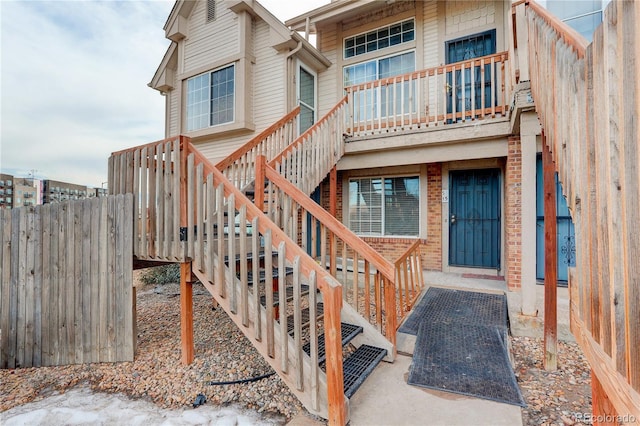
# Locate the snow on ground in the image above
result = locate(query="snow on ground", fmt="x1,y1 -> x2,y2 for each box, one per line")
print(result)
1,386 -> 283,426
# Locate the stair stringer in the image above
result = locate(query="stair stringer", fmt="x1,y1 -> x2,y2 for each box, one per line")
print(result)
339,303 -> 395,363
191,255 -> 350,421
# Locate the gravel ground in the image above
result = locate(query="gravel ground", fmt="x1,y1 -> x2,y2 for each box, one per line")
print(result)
0,277 -> 302,423
513,336 -> 592,426
1,274 -> 593,426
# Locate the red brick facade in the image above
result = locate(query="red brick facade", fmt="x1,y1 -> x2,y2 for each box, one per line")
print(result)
320,165 -> 443,270
424,163 -> 442,270
505,136 -> 522,290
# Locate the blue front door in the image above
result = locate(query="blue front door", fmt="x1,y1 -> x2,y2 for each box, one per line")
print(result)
449,169 -> 501,268
536,157 -> 576,283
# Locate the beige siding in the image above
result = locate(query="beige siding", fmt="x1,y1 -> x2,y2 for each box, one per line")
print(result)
253,20 -> 286,128
189,20 -> 288,164
184,2 -> 239,71
317,27 -> 339,116
168,89 -> 179,137
422,1 -> 439,69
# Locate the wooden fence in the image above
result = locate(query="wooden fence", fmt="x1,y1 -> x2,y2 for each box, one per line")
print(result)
521,0 -> 640,418
0,194 -> 135,368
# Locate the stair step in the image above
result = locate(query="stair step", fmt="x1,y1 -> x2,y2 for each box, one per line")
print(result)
224,251 -> 266,265
287,302 -> 324,335
236,267 -> 293,285
260,284 -> 310,307
303,322 -> 363,364
342,344 -> 387,398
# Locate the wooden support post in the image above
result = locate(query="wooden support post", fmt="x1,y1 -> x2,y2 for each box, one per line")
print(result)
180,262 -> 194,365
323,281 -> 346,426
543,136 -> 558,371
179,136 -> 189,262
255,155 -> 266,211
329,167 -> 337,275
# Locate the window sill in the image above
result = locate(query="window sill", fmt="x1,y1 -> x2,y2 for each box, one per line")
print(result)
186,120 -> 256,141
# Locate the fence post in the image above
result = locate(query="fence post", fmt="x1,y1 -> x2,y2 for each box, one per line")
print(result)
180,261 -> 194,365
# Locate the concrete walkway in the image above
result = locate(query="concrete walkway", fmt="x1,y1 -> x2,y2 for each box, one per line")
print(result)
291,271 -> 572,426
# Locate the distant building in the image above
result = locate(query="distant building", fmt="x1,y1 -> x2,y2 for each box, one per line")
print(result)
546,0 -> 608,41
11,177 -> 38,208
0,173 -> 15,209
42,180 -> 89,204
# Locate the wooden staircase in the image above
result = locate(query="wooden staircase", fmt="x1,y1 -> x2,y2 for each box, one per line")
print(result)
108,98 -> 425,424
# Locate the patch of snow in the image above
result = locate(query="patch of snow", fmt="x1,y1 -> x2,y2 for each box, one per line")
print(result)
1,387 -> 282,426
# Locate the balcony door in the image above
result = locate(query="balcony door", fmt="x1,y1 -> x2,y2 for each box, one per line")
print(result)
445,30 -> 496,119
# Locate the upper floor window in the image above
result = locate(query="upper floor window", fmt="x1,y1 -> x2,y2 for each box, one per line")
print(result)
343,50 -> 415,87
186,64 -> 235,132
344,19 -> 415,59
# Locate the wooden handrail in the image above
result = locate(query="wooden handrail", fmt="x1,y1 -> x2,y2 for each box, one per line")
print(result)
110,135 -> 182,156
263,164 -> 395,281
269,96 -> 348,168
393,239 -> 423,268
344,51 -> 509,93
216,106 -> 300,171
528,0 -> 587,58
185,143 -> 348,289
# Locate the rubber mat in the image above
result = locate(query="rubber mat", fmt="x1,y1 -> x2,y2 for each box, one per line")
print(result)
408,320 -> 525,406
398,287 -> 507,338
403,287 -> 524,406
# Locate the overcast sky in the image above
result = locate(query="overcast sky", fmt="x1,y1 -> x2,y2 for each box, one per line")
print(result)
0,0 -> 327,188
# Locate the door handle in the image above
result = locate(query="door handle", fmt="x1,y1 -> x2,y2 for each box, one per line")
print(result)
450,214 -> 456,224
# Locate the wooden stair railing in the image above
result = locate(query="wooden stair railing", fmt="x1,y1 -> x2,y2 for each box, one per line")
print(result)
269,97 -> 347,195
255,156 -> 397,353
109,137 -> 349,424
394,240 -> 425,326
215,107 -> 300,190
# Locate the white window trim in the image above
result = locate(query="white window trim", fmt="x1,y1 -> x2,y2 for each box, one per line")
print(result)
343,18 -> 416,60
297,61 -> 318,135
348,174 -> 421,238
185,63 -> 236,132
343,48 -> 416,87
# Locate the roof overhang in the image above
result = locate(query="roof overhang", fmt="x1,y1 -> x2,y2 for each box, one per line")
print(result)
149,42 -> 177,92
164,0 -> 196,42
285,0 -> 384,33
228,0 -> 331,70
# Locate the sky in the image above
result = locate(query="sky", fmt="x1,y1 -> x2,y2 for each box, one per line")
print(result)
0,0 -> 328,188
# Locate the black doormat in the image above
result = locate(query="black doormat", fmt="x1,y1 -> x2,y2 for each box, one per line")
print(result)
398,287 -> 507,337
404,287 -> 525,407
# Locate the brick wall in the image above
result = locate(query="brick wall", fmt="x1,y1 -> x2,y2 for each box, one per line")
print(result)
425,163 -> 442,270
505,136 -> 522,290
320,166 -> 443,270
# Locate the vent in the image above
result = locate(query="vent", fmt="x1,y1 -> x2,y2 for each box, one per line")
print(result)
206,0 -> 216,22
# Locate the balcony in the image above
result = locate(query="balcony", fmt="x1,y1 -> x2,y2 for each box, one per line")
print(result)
344,52 -> 510,139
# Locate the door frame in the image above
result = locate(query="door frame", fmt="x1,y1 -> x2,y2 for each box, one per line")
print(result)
296,60 -> 318,135
441,159 -> 505,276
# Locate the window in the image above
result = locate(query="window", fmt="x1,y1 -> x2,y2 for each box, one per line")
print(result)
207,0 -> 216,22
344,51 -> 416,122
349,176 -> 420,237
186,64 -> 235,132
298,65 -> 316,133
344,19 -> 415,59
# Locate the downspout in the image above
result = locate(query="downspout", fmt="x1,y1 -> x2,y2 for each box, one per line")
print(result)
285,40 -> 304,112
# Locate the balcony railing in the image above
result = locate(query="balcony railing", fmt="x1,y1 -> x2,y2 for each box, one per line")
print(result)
345,52 -> 509,138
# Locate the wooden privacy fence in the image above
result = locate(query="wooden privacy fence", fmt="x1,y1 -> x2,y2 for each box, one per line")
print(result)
0,195 -> 135,368
522,0 -> 640,418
